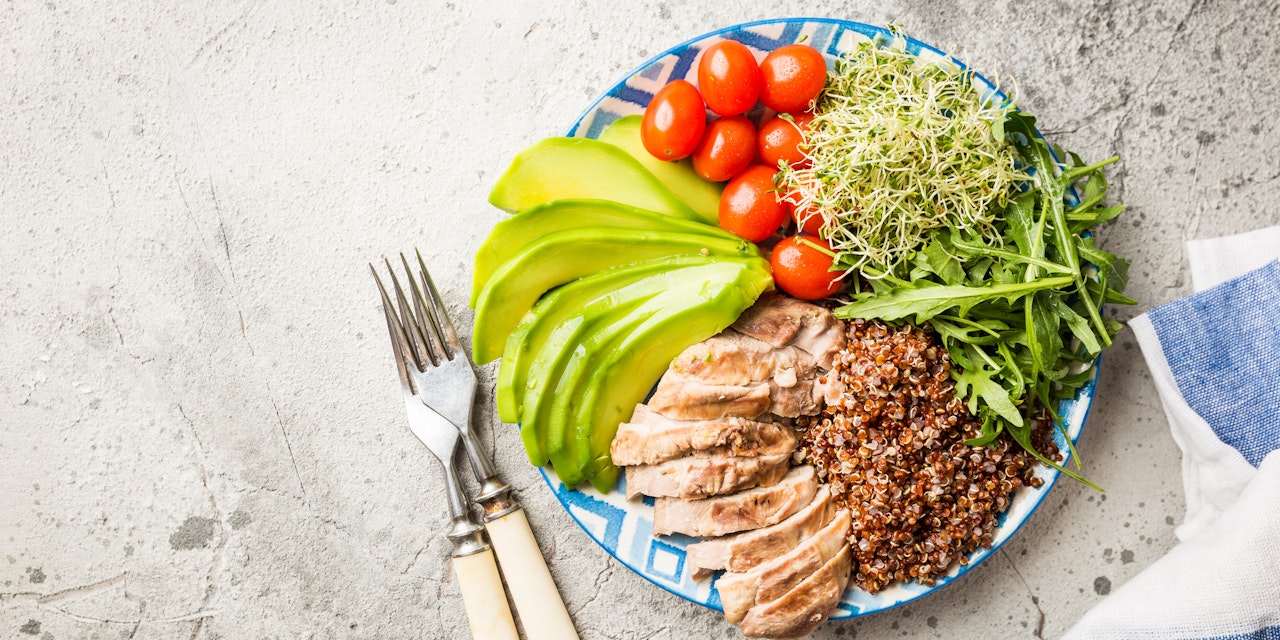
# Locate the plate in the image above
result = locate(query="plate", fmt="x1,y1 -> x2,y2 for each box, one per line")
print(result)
535,18 -> 1096,620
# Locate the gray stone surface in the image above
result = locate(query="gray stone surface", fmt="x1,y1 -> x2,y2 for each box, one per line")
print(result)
2,1 -> 1277,638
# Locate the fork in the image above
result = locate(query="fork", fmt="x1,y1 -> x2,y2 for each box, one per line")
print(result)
391,250 -> 580,640
373,263 -> 518,640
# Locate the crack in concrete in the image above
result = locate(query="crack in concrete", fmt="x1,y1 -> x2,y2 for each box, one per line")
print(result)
172,166 -> 228,286
174,402 -> 230,639
186,0 -> 262,68
0,572 -> 126,605
267,389 -> 309,503
571,562 -> 615,617
1000,549 -> 1045,640
400,546 -> 429,575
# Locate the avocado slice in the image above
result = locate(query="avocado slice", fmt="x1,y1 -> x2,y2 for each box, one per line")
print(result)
599,115 -> 724,223
496,255 -> 719,426
471,227 -> 757,363
488,137 -> 702,222
472,199 -> 733,306
541,259 -> 768,487
575,259 -> 774,492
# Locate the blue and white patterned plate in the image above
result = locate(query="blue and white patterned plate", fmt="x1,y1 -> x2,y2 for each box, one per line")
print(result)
537,18 -> 1096,620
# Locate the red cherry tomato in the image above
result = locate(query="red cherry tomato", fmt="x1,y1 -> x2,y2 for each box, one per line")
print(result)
759,45 -> 827,113
691,116 -> 757,182
758,112 -> 814,169
770,235 -> 843,300
641,80 -> 707,161
697,40 -> 764,117
719,165 -> 789,242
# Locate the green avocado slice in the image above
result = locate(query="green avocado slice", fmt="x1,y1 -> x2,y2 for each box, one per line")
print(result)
471,199 -> 733,307
497,255 -> 720,426
599,115 -> 724,224
471,227 -> 757,363
576,259 -> 774,492
541,259 -> 769,487
488,137 -> 701,221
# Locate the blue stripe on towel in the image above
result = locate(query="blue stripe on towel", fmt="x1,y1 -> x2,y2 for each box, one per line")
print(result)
1202,624 -> 1280,640
1146,260 -> 1280,467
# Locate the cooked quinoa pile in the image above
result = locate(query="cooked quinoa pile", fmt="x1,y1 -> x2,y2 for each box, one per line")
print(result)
796,319 -> 1059,593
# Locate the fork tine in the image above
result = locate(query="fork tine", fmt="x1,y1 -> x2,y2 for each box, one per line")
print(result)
416,248 -> 464,356
370,264 -> 415,390
385,257 -> 439,369
400,252 -> 450,362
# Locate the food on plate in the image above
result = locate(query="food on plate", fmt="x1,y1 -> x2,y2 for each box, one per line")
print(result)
736,545 -> 853,639
718,511 -> 851,624
758,44 -> 828,113
488,136 -> 705,222
685,486 -> 836,580
769,235 -> 843,300
599,116 -> 723,221
718,164 -> 791,242
473,198 -> 737,305
691,115 -> 757,182
653,465 -> 818,537
471,227 -> 758,363
610,405 -> 798,467
730,294 -> 846,370
640,79 -> 707,161
795,319 -> 1056,592
623,449 -> 792,500
757,112 -> 813,169
697,40 -> 764,116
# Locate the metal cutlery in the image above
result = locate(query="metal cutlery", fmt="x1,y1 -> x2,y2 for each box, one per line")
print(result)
376,250 -> 579,640
373,262 -> 518,640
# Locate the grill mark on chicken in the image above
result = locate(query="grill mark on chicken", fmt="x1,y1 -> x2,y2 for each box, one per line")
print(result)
652,466 -> 817,537
686,486 -> 836,580
624,451 -> 792,500
610,404 -> 798,467
737,544 -> 853,639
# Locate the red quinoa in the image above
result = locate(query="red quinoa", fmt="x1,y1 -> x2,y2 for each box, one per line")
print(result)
796,319 -> 1059,593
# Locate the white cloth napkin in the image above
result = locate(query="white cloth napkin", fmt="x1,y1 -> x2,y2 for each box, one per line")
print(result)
1064,225 -> 1280,640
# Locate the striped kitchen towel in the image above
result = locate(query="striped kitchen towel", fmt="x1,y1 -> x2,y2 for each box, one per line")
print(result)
1065,226 -> 1280,640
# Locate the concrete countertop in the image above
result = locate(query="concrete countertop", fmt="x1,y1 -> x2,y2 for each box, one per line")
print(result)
3,1 -> 1277,638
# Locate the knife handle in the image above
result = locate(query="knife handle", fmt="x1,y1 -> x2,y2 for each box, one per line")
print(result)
486,508 -> 580,640
453,548 -> 519,640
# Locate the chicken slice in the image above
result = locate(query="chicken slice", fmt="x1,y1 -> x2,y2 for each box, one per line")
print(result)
646,379 -> 771,421
624,451 -> 792,500
610,404 -> 798,467
666,331 -> 817,386
732,294 -> 847,370
686,486 -> 836,580
653,466 -> 817,538
738,544 -> 853,639
718,510 -> 851,624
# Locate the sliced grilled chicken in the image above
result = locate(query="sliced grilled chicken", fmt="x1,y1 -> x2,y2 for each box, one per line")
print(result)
624,451 -> 791,500
732,294 -> 847,370
717,510 -> 850,624
653,466 -> 817,538
646,379 -> 771,421
738,544 -> 853,639
686,486 -> 836,580
666,331 -> 817,386
610,404 -> 798,467
648,376 -> 822,421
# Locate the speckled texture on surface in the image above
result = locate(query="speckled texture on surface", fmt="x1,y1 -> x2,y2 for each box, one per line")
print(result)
2,1 -> 1277,639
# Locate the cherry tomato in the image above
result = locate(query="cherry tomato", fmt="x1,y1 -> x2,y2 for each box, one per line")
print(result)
758,112 -> 814,169
789,199 -> 824,236
759,45 -> 827,113
641,80 -> 707,161
691,116 -> 757,182
770,235 -> 843,300
719,165 -> 789,242
697,40 -> 764,117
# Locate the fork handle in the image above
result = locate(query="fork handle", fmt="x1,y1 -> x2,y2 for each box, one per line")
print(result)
485,508 -> 580,640
453,548 -> 519,640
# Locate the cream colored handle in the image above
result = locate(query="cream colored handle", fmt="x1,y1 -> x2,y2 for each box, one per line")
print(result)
486,509 -> 580,640
453,548 -> 519,640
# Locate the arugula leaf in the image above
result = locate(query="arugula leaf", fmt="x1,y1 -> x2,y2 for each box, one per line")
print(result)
835,276 -> 1074,322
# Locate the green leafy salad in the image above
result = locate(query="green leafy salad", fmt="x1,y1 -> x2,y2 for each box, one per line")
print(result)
781,37 -> 1134,487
